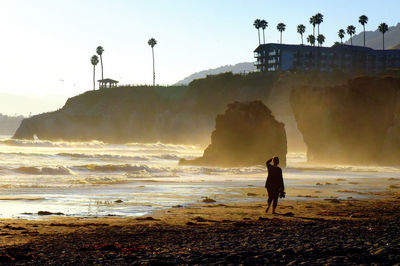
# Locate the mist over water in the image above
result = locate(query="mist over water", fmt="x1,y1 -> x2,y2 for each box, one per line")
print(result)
0,135 -> 399,219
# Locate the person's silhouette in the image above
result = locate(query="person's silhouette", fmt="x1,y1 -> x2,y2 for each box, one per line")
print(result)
265,157 -> 285,214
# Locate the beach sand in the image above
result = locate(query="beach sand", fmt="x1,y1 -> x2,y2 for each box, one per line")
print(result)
0,186 -> 399,264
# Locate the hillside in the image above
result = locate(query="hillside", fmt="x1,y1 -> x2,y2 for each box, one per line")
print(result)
391,44 -> 400,49
345,22 -> 400,50
175,62 -> 256,85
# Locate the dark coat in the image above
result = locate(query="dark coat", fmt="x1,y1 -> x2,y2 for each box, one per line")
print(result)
265,160 -> 284,191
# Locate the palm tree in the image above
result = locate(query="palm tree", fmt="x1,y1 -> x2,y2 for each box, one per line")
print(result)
260,20 -> 268,44
297,24 -> 306,45
90,55 -> 99,91
148,38 -> 157,86
309,16 -> 316,37
315,13 -> 324,36
96,46 -> 104,80
253,19 -> 261,45
378,23 -> 389,50
277,23 -> 286,44
307,34 -> 315,46
358,15 -> 368,47
338,29 -> 345,44
347,25 -> 356,45
317,34 -> 325,47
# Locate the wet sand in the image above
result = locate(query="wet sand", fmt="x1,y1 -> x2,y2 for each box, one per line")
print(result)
0,187 -> 399,264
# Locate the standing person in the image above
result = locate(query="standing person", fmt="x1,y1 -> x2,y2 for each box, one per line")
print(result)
265,157 -> 285,214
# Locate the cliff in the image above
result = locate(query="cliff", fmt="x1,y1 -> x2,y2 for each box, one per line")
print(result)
13,71 -> 354,148
290,76 -> 400,165
180,101 -> 287,167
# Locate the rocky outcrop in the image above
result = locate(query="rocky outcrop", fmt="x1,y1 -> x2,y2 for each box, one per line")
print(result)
290,76 -> 400,165
180,101 -> 287,167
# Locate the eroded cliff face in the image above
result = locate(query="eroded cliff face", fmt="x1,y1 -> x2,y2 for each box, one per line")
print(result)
290,76 -> 400,165
180,101 -> 287,167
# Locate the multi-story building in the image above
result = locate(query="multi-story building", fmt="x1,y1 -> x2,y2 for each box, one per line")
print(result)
254,43 -> 400,72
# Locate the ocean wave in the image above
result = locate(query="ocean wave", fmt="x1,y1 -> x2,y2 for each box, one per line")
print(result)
152,154 -> 181,160
286,165 -> 400,173
1,139 -> 104,148
125,142 -> 200,150
57,153 -> 149,161
15,166 -> 73,175
73,164 -> 167,174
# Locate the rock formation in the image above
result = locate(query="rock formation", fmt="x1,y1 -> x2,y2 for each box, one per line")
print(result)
290,76 -> 400,165
180,101 -> 287,167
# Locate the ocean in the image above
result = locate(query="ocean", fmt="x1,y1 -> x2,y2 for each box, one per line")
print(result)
0,135 -> 399,219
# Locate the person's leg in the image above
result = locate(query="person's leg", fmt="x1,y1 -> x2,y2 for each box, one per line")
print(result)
266,188 -> 272,213
272,193 -> 279,214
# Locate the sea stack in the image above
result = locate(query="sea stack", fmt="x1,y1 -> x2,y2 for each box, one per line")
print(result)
180,101 -> 287,167
290,76 -> 400,165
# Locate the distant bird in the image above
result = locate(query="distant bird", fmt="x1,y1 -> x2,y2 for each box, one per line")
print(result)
358,15 -> 368,47
91,55 -> 99,91
346,25 -> 356,45
314,13 -> 324,36
148,38 -> 157,86
307,34 -> 315,46
297,24 -> 306,45
260,20 -> 268,44
309,16 -> 316,37
277,23 -> 286,44
338,29 -> 346,44
378,22 -> 389,50
317,34 -> 325,47
96,46 -> 104,80
253,19 -> 262,45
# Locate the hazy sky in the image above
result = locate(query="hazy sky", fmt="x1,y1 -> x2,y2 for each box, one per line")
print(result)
0,0 -> 399,99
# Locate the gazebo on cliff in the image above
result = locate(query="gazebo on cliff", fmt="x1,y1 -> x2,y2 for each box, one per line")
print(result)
98,78 -> 119,89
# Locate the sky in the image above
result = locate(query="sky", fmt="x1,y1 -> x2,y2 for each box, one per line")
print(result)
0,0 -> 399,114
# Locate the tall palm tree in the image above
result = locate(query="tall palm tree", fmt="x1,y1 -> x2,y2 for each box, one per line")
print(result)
307,34 -> 315,46
358,15 -> 368,47
297,24 -> 306,45
277,23 -> 286,44
253,19 -> 262,45
96,46 -> 104,80
338,29 -> 345,44
378,23 -> 389,50
317,34 -> 325,47
347,25 -> 356,45
309,16 -> 316,37
315,13 -> 324,36
90,55 -> 99,91
260,20 -> 268,44
148,38 -> 157,86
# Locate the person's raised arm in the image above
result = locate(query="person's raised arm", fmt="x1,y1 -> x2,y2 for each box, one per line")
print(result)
266,158 -> 273,167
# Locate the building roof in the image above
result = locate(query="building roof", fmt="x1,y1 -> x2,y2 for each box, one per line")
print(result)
97,78 -> 119,83
254,43 -> 375,53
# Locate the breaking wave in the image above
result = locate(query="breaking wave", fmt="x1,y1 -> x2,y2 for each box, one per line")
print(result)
57,153 -> 150,161
15,166 -> 73,175
73,164 -> 168,174
1,139 -> 104,148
